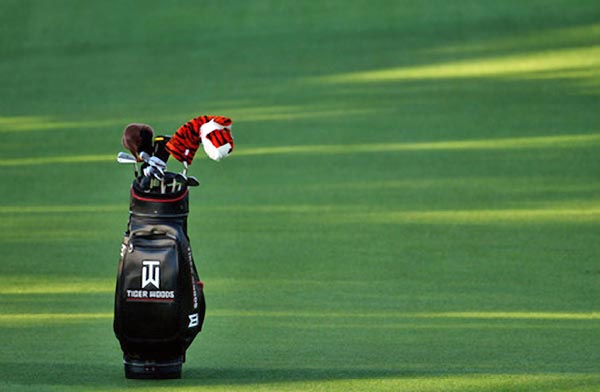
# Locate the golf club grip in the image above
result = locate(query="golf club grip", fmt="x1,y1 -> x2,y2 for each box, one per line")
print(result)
154,136 -> 171,163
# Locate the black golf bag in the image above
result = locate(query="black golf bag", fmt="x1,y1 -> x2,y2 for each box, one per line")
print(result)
114,178 -> 206,379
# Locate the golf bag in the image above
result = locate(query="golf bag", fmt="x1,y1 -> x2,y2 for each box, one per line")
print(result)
114,178 -> 206,379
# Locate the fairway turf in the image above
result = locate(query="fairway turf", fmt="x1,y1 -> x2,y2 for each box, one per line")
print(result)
1,1 -> 600,391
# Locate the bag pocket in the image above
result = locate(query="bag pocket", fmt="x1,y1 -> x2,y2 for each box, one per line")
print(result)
117,232 -> 181,341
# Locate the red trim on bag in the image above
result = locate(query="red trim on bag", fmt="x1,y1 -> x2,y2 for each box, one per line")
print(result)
131,187 -> 189,203
197,281 -> 204,290
125,298 -> 175,303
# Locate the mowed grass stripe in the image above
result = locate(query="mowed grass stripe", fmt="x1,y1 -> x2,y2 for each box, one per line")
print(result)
1,311 -> 598,324
321,45 -> 600,83
1,133 -> 599,166
2,203 -> 599,223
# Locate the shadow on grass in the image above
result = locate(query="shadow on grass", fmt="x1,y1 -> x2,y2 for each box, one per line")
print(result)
0,361 -> 599,391
2,361 -> 599,390
0,361 -> 429,389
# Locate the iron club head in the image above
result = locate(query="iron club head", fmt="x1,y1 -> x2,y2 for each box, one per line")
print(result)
117,152 -> 137,164
117,152 -> 139,177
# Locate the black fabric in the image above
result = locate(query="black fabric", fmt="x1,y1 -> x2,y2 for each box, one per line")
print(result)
114,183 -> 205,363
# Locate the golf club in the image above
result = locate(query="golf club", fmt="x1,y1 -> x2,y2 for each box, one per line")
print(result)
139,151 -> 167,192
117,152 -> 139,177
186,176 -> 200,187
177,161 -> 190,191
172,173 -> 185,192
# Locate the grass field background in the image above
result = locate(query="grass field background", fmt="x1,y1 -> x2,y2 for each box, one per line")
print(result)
1,1 -> 599,391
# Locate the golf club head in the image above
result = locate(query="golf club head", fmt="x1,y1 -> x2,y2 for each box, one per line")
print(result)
117,152 -> 137,164
139,151 -> 151,163
186,176 -> 200,187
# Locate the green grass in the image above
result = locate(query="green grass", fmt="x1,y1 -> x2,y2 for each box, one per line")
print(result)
1,0 -> 599,390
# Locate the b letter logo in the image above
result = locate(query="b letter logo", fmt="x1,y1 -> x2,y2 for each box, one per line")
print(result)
141,260 -> 160,289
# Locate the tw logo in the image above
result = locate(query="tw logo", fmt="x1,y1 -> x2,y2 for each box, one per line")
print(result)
141,260 -> 160,289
